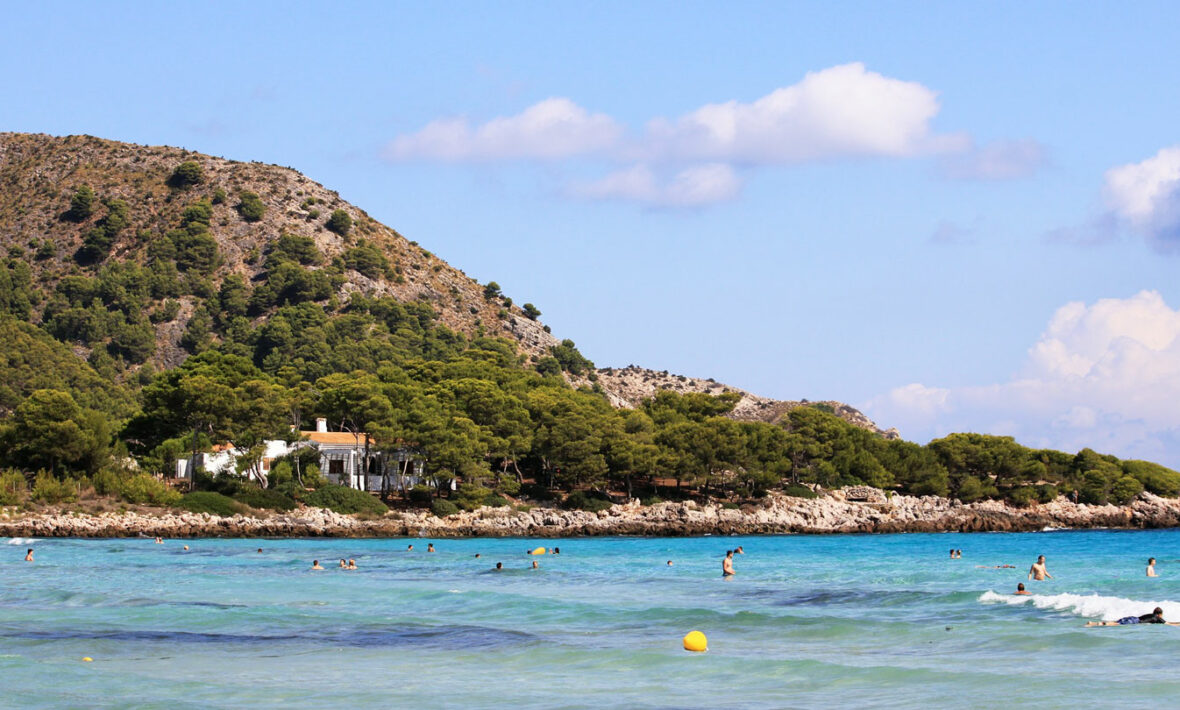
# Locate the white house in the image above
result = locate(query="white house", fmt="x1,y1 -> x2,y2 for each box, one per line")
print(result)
175,418 -> 426,492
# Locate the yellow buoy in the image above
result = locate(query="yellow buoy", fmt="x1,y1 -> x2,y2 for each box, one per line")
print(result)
530,546 -> 546,556
82,657 -> 93,662
682,630 -> 707,653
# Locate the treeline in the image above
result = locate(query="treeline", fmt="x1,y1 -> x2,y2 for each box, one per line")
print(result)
2,334 -> 1178,510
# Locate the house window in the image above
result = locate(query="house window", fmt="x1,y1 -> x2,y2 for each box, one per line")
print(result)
262,458 -> 272,471
329,459 -> 345,475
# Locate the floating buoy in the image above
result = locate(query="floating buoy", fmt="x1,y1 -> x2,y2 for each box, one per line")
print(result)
530,547 -> 546,556
82,657 -> 93,662
682,630 -> 707,653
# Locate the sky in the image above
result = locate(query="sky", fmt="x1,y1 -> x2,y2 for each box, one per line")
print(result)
4,2 -> 1180,466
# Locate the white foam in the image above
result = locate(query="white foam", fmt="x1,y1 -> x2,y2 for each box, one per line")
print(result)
980,590 -> 1180,621
5,537 -> 38,545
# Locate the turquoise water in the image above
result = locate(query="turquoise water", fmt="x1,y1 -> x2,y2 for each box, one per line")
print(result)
4,530 -> 1180,709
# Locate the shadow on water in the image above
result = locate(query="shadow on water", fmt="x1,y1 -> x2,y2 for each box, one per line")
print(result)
1,623 -> 537,650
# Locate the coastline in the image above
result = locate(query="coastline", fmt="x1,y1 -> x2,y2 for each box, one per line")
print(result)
5,490 -> 1180,538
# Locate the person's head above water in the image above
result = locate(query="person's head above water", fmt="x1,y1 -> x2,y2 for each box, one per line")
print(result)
495,562 -> 502,569
1017,583 -> 1026,591
1149,558 -> 1156,565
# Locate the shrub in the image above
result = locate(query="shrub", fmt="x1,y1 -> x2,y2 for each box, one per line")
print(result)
782,484 -> 818,499
408,484 -> 434,504
303,484 -> 387,515
118,473 -> 182,506
722,501 -> 740,510
176,491 -> 248,517
325,209 -> 352,236
484,495 -> 509,507
343,241 -> 390,279
521,483 -> 555,501
563,490 -> 612,513
522,303 -> 541,320
66,185 -> 96,221
233,487 -> 297,511
640,495 -> 663,506
0,469 -> 28,505
1005,486 -> 1038,507
482,282 -> 501,300
1110,475 -> 1144,505
211,187 -> 227,204
168,161 -> 204,188
1035,484 -> 1058,504
454,482 -> 492,511
31,472 -> 77,504
431,498 -> 459,517
236,191 -> 265,221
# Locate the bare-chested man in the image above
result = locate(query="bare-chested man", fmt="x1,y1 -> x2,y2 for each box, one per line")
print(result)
722,550 -> 736,577
25,548 -> 33,562
1147,558 -> 1158,577
1028,555 -> 1052,581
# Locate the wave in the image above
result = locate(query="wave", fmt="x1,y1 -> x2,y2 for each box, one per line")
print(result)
980,590 -> 1180,621
5,538 -> 38,545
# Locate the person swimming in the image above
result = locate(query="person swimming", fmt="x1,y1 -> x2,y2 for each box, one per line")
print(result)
475,553 -> 481,559
1015,583 -> 1031,595
495,562 -> 503,570
531,560 -> 539,569
407,544 -> 414,551
427,543 -> 435,553
736,546 -> 744,555
24,548 -> 33,562
347,559 -> 357,570
552,547 -> 560,555
1028,555 -> 1052,581
339,559 -> 347,568
1147,558 -> 1158,577
667,560 -> 673,566
1085,608 -> 1179,626
722,550 -> 735,577
311,560 -> 324,570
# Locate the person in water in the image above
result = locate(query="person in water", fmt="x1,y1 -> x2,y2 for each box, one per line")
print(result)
1085,608 -> 1180,626
25,548 -> 33,562
667,560 -> 674,566
495,562 -> 503,570
427,543 -> 435,553
407,545 -> 414,551
311,560 -> 324,570
722,550 -> 736,577
347,559 -> 357,570
339,559 -> 347,568
475,553 -> 481,559
531,560 -> 539,569
736,546 -> 744,555
1015,583 -> 1031,595
552,547 -> 560,555
1028,555 -> 1052,581
1147,558 -> 1158,577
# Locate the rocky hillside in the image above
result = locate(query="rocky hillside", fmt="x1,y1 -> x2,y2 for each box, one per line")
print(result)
0,132 -> 892,436
595,365 -> 898,437
0,132 -> 557,368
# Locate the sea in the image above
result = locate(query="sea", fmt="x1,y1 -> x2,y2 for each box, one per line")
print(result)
3,529 -> 1179,709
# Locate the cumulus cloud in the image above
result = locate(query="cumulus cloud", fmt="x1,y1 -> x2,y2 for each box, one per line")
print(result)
1104,146 -> 1180,251
939,139 -> 1048,180
641,63 -> 955,164
864,291 -> 1180,467
385,97 -> 622,161
573,163 -> 742,207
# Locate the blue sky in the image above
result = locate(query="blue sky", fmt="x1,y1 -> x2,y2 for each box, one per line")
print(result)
5,2 -> 1180,465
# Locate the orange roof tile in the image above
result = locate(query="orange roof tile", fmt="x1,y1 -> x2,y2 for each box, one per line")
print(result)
300,431 -> 368,446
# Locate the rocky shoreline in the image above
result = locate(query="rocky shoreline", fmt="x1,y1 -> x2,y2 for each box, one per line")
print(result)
5,490 -> 1180,539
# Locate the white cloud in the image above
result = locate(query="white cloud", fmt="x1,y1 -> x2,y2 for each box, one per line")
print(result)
864,291 -> 1180,467
573,163 -> 742,207
385,97 -> 622,161
939,138 -> 1048,180
642,63 -> 954,164
1104,146 -> 1180,251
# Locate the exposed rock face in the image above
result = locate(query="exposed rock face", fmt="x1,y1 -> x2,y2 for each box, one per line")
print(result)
4,491 -> 1179,538
593,365 -> 899,437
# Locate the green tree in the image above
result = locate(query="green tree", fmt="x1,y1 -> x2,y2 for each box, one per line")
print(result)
522,303 -> 541,320
236,191 -> 266,221
325,209 -> 352,236
0,389 -> 110,475
168,161 -> 204,188
66,185 -> 96,222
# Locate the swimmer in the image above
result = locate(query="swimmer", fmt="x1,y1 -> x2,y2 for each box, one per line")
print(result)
347,559 -> 357,570
1028,555 -> 1052,581
950,549 -> 955,559
25,548 -> 33,562
667,560 -> 673,566
552,547 -> 560,555
311,560 -> 324,570
1147,558 -> 1158,577
736,546 -> 744,555
339,559 -> 347,568
1015,583 -> 1031,595
427,543 -> 435,553
183,545 -> 189,551
531,560 -> 539,569
257,548 -> 263,554
956,549 -> 963,559
1085,608 -> 1180,626
475,553 -> 481,559
155,537 -> 163,544
722,550 -> 735,577
495,562 -> 503,570
407,545 -> 414,551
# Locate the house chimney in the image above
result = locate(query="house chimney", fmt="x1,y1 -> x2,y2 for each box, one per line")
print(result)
316,417 -> 328,433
